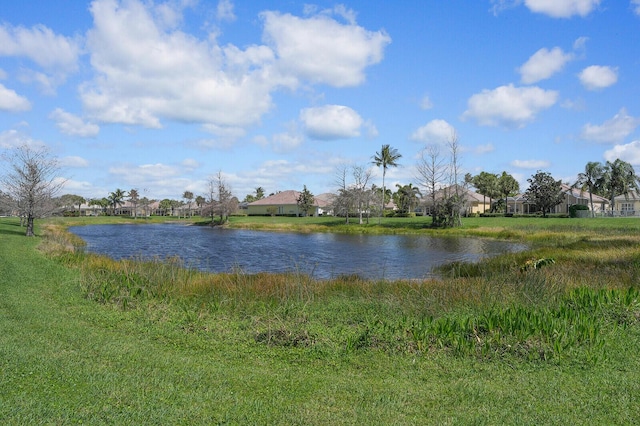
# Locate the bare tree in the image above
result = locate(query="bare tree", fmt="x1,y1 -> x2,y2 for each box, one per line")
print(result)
415,144 -> 447,221
1,144 -> 65,236
205,171 -> 234,225
351,165 -> 373,224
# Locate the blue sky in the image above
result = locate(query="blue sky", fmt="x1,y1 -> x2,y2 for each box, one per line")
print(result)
1,0 -> 639,201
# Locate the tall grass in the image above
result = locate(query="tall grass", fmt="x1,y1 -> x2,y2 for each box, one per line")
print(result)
39,218 -> 640,363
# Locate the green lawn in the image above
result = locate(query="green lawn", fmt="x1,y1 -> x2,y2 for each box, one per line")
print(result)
2,216 -> 640,424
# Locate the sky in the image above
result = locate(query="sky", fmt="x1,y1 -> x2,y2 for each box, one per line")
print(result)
1,0 -> 639,201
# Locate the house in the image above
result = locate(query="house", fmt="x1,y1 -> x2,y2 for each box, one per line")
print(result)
511,184 -> 609,216
422,185 -> 491,216
611,191 -> 640,216
246,190 -> 332,216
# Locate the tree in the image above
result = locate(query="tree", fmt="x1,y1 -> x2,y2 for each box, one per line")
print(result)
524,171 -> 564,218
58,194 -> 85,216
194,195 -> 205,216
373,144 -> 402,223
469,171 -> 499,214
394,183 -> 422,215
415,144 -> 447,220
243,187 -> 265,203
497,172 -> 520,215
1,144 -> 64,236
140,196 -> 151,218
296,185 -> 315,217
573,161 -> 604,218
128,188 -> 139,219
158,199 -> 173,216
206,171 -> 234,224
108,188 -> 127,215
599,159 -> 640,215
182,190 -> 194,218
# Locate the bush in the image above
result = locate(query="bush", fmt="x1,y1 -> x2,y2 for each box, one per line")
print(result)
569,204 -> 589,218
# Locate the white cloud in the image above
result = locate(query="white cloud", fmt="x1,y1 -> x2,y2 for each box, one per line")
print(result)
511,159 -> 551,169
475,143 -> 495,154
261,10 -> 391,87
300,105 -> 363,140
0,129 -> 34,149
217,0 -> 236,22
60,156 -> 90,168
580,109 -> 640,144
0,23 -> 80,72
519,47 -> 574,84
49,108 -> 100,137
633,0 -> 640,16
82,0 -> 276,129
420,95 -> 433,110
462,84 -> 558,128
524,0 -> 601,18
80,0 -> 389,135
604,140 -> 640,165
578,65 -> 618,90
0,83 -> 31,112
272,130 -> 304,153
410,119 -> 455,144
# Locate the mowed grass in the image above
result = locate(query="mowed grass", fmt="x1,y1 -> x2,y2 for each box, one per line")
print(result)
2,216 -> 640,424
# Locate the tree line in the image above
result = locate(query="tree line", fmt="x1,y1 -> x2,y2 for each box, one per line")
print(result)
3,141 -> 640,236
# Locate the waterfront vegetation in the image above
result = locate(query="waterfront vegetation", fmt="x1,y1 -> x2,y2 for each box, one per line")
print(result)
2,215 -> 640,424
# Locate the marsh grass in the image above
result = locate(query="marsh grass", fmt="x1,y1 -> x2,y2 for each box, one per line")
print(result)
40,217 -> 640,363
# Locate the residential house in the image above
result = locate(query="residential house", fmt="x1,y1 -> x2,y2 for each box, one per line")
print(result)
247,190 -> 332,216
511,184 -> 609,216
422,185 -> 491,216
611,191 -> 640,216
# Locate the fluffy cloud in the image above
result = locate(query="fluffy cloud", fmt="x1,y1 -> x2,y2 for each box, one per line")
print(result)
462,84 -> 558,128
80,0 -> 389,134
0,83 -> 31,112
60,156 -> 90,168
511,159 -> 551,169
49,108 -> 100,137
633,0 -> 640,15
0,23 -> 80,72
261,9 -> 391,87
300,105 -> 363,140
524,0 -> 601,18
604,141 -> 640,165
410,119 -> 455,144
580,109 -> 639,144
519,47 -> 574,84
578,65 -> 618,90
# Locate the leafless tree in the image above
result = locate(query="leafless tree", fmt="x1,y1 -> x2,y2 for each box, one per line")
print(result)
1,144 -> 65,236
415,144 -> 447,218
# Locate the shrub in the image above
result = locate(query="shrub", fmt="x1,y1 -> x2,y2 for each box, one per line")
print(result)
569,204 -> 589,218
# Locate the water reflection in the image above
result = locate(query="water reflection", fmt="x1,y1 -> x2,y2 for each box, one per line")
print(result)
70,224 -> 527,280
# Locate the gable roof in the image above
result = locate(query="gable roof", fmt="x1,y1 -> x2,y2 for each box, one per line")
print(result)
248,190 -> 331,208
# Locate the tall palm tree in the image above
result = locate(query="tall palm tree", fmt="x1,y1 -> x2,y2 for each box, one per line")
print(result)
573,161 -> 604,217
373,144 -> 402,223
600,159 -> 640,215
108,188 -> 127,215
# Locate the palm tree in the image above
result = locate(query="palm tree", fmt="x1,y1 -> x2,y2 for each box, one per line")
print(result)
600,159 -> 640,215
129,188 -> 139,219
573,161 -> 604,218
373,144 -> 402,223
183,190 -> 194,218
108,188 -> 127,215
395,183 -> 422,215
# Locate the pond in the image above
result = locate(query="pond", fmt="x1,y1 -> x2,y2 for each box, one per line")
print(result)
69,223 -> 528,280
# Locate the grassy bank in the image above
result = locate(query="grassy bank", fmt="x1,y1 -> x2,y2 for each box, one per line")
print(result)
2,216 -> 640,424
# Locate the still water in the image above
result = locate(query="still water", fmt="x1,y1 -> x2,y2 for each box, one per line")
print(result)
70,223 -> 527,280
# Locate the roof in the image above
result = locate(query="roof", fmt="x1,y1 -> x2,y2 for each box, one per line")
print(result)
426,185 -> 487,204
248,190 -> 331,208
